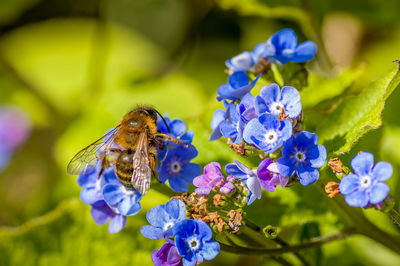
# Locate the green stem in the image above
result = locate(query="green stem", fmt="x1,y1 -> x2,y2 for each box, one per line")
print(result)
219,228 -> 355,256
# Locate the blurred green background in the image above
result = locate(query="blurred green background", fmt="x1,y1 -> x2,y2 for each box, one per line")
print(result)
1,0 -> 400,265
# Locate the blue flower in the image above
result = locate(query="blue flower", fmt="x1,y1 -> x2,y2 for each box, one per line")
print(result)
219,103 -> 245,143
90,200 -> 127,234
243,114 -> 292,153
152,239 -> 182,266
159,145 -> 202,193
339,152 -> 392,208
174,219 -> 220,266
254,28 -> 317,64
255,83 -> 301,119
225,160 -> 262,205
102,167 -> 142,216
225,51 -> 255,72
209,109 -> 227,141
276,131 -> 327,185
141,199 -> 187,239
77,162 -> 105,205
216,71 -> 260,102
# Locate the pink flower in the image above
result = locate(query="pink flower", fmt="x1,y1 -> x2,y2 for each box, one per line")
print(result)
193,162 -> 224,195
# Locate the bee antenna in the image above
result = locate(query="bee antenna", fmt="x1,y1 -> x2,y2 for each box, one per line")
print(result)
155,110 -> 170,133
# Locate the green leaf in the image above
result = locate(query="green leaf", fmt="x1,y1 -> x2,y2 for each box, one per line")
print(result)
316,61 -> 400,154
301,66 -> 364,108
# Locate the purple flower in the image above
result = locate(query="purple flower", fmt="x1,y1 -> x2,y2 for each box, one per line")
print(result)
255,83 -> 301,119
257,159 -> 288,192
219,176 -> 236,194
226,160 -> 262,205
174,219 -> 220,266
102,167 -> 142,216
152,240 -> 182,266
216,71 -> 260,102
90,200 -> 127,234
159,145 -> 202,193
339,152 -> 392,208
243,113 -> 292,153
225,51 -> 256,72
141,199 -> 186,239
193,162 -> 224,195
276,131 -> 327,185
254,29 -> 317,64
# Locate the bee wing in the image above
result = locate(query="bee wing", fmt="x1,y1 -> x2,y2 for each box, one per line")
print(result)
67,127 -> 118,175
131,132 -> 152,195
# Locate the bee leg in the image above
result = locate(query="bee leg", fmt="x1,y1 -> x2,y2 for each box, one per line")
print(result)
98,148 -> 122,178
155,133 -> 190,148
97,152 -> 108,178
149,146 -> 161,183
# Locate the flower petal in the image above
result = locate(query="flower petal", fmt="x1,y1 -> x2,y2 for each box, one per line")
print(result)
297,163 -> 319,185
369,183 -> 390,204
344,189 -> 369,207
243,118 -> 266,146
306,144 -> 327,168
351,152 -> 374,176
220,121 -> 238,139
293,41 -> 317,63
108,214 -> 126,234
169,176 -> 189,193
295,131 -> 318,150
228,71 -> 249,89
280,86 -> 301,118
210,109 -> 225,130
372,161 -> 393,181
170,119 -> 187,137
141,225 -> 164,239
259,113 -> 281,130
276,157 -> 295,177
225,163 -> 246,178
201,241 -> 220,261
181,163 -> 202,184
102,184 -> 125,206
260,83 -> 281,105
339,174 -> 360,194
118,195 -> 141,216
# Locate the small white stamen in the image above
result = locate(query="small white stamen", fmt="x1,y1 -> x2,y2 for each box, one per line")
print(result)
171,162 -> 181,173
264,130 -> 278,144
295,151 -> 306,162
270,102 -> 284,116
360,176 -> 371,188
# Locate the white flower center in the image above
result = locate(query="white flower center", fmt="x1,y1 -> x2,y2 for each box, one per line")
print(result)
270,102 -> 284,115
295,151 -> 306,162
282,48 -> 295,56
188,238 -> 200,250
264,130 -> 278,144
171,162 -> 181,173
163,221 -> 174,231
360,176 -> 371,188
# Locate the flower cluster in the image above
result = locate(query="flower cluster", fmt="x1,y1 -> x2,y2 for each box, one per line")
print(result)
157,115 -> 202,193
0,105 -> 31,172
225,28 -> 317,73
142,199 -> 220,266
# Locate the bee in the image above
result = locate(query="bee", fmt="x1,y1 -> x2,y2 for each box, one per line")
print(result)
67,106 -> 184,195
